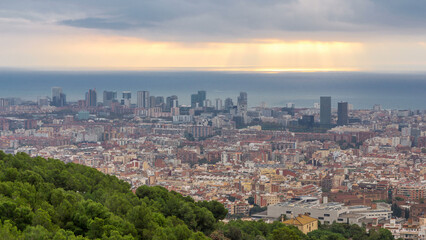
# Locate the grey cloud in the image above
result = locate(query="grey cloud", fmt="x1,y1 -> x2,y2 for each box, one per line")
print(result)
2,0 -> 426,41
60,18 -> 137,30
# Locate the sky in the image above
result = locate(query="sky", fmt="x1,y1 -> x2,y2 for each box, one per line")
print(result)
1,0 -> 426,72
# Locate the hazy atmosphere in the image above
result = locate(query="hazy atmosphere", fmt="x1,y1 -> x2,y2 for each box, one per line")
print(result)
2,0 -> 426,71
0,2 -> 426,240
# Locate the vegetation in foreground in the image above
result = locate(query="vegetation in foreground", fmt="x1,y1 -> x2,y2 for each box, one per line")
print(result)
0,151 -> 395,240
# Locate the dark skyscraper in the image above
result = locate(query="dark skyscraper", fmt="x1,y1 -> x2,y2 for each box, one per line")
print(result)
154,96 -> 165,110
155,96 -> 164,106
86,89 -> 97,107
59,93 -> 66,107
149,96 -> 156,108
51,87 -> 66,107
300,115 -> 315,128
224,98 -> 234,111
320,96 -> 331,126
166,95 -> 178,111
103,91 -> 117,107
190,90 -> 206,108
337,102 -> 348,126
191,94 -> 199,108
197,90 -> 206,107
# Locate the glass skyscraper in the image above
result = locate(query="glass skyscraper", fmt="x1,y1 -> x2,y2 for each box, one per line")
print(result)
320,96 -> 331,126
337,102 -> 348,126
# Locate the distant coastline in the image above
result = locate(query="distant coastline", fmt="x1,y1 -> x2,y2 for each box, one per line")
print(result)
0,71 -> 425,110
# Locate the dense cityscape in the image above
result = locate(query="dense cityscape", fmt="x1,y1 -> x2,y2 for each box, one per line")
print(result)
0,86 -> 425,239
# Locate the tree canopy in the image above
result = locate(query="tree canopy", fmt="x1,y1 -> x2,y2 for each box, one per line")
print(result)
0,151 -> 396,240
0,151 -> 227,239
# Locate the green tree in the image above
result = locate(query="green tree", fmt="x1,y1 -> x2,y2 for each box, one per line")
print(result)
22,225 -> 51,240
271,226 -> 303,240
367,228 -> 394,240
391,203 -> 402,218
225,225 -> 242,240
196,201 -> 228,221
0,220 -> 22,239
194,206 -> 216,234
32,208 -> 54,231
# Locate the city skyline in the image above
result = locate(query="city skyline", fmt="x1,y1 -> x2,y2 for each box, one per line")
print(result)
1,1 -> 426,239
0,86 -> 381,112
0,82 -> 422,111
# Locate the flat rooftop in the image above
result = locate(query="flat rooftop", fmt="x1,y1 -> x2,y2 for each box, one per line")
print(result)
274,198 -> 345,211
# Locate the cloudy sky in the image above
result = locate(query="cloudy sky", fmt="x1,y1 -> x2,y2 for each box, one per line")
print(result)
1,0 -> 426,71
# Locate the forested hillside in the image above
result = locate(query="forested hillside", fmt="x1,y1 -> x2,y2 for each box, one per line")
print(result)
0,152 -> 395,240
0,151 -> 226,239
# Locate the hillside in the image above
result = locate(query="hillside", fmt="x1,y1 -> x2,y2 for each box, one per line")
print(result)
0,151 -> 395,240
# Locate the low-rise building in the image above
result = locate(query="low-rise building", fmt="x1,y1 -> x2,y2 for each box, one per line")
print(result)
266,197 -> 391,226
282,214 -> 318,234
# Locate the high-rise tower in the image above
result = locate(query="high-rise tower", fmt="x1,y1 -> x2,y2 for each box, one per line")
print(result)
224,98 -> 234,111
215,98 -> 223,110
197,90 -> 206,107
137,91 -> 150,108
237,92 -> 248,123
191,94 -> 199,108
166,95 -> 178,111
237,92 -> 248,113
191,90 -> 206,108
121,91 -> 132,107
86,89 -> 97,107
337,102 -> 348,126
320,96 -> 331,126
51,87 -> 66,107
103,91 -> 117,107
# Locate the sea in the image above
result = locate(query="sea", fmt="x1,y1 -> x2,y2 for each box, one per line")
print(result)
0,70 -> 425,110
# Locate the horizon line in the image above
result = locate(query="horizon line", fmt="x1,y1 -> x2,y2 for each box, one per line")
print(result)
2,66 -> 426,74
